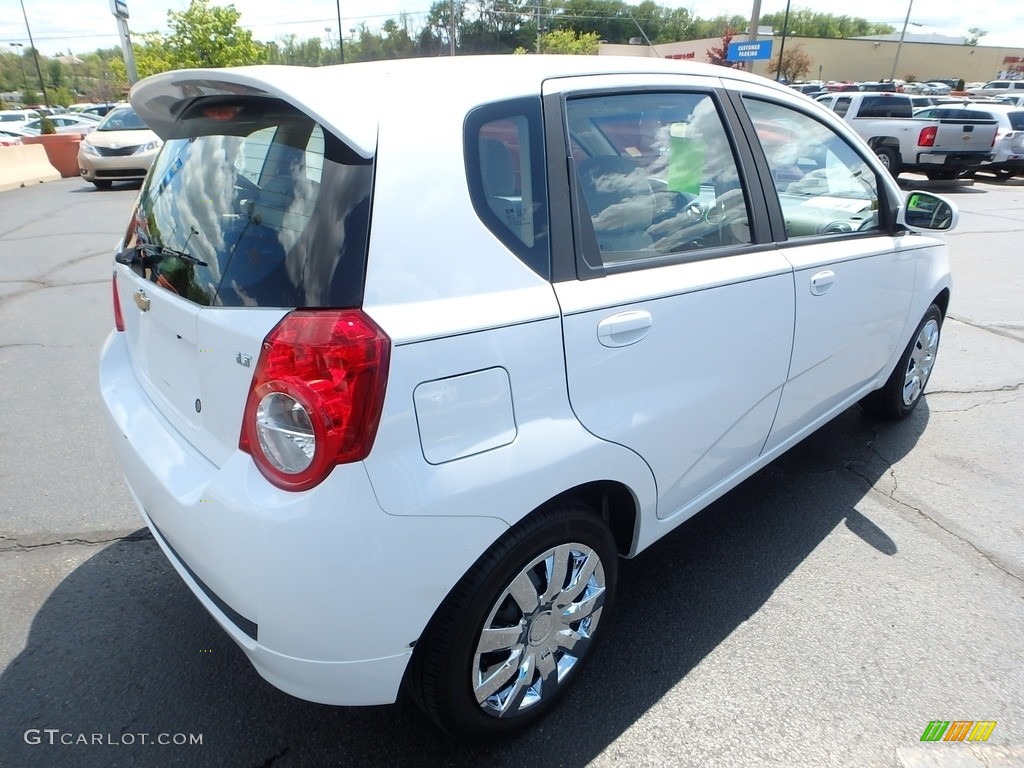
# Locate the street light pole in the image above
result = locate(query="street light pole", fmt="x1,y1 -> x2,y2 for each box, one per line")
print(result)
8,43 -> 28,99
890,0 -> 914,81
18,0 -> 49,107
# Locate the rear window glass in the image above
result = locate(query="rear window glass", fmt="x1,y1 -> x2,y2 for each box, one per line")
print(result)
125,99 -> 371,308
1009,112 -> 1024,130
855,97 -> 912,118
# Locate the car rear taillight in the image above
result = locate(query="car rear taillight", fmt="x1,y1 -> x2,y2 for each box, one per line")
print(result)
112,272 -> 125,332
918,126 -> 937,147
239,310 -> 390,491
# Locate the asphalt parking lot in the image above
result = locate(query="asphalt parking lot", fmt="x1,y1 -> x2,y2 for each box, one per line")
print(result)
0,175 -> 1022,767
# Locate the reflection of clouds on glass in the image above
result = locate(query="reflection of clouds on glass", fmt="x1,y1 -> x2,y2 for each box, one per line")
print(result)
181,136 -> 243,280
592,168 -> 650,196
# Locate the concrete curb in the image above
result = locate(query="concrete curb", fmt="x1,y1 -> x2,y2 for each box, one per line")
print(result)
0,144 -> 62,193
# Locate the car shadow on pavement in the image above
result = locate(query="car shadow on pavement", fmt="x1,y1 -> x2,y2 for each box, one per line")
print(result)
0,404 -> 928,768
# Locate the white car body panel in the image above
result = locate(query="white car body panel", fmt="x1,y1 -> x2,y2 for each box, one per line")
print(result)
554,253 -> 795,521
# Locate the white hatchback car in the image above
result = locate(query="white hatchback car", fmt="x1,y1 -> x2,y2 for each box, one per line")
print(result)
100,56 -> 956,737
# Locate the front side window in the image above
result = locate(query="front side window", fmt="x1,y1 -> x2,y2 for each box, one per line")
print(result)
745,98 -> 881,239
565,92 -> 752,268
125,98 -> 371,308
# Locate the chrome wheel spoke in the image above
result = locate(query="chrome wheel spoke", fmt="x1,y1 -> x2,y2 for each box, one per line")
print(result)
497,655 -> 536,717
555,626 -> 591,656
508,570 -> 540,615
560,549 -> 600,603
474,651 -> 521,703
561,585 -> 605,622
476,624 -> 525,654
540,545 -> 571,604
535,648 -> 559,693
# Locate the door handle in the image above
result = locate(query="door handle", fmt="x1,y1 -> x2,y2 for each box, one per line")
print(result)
597,310 -> 652,348
810,270 -> 835,296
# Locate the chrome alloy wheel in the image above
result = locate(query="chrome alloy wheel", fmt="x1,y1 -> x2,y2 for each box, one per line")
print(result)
903,317 -> 940,406
472,543 -> 607,717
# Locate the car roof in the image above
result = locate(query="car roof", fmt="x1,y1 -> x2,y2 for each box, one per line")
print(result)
130,55 -> 791,159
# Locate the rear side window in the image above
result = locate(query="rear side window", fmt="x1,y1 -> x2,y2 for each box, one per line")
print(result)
855,97 -> 911,118
1008,112 -> 1024,130
126,98 -> 372,308
465,97 -> 550,278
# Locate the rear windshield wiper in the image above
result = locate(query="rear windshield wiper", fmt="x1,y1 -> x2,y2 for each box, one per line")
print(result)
115,242 -> 207,267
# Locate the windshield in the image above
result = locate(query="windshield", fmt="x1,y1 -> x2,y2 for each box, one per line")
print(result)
99,108 -> 148,131
124,98 -> 373,309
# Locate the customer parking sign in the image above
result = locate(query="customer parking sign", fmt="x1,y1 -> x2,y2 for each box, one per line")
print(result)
727,40 -> 773,61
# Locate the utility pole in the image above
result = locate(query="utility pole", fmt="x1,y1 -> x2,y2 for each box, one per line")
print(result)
775,0 -> 792,81
18,0 -> 49,106
336,0 -> 344,64
451,0 -> 457,56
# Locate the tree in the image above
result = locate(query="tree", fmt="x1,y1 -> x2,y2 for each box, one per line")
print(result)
759,10 -> 894,38
706,26 -> 743,68
539,28 -> 601,54
127,0 -> 267,78
964,27 -> 987,46
768,45 -> 813,83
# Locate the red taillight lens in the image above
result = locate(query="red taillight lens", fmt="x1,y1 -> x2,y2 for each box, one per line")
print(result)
918,126 -> 937,147
112,272 -> 125,332
239,310 -> 391,491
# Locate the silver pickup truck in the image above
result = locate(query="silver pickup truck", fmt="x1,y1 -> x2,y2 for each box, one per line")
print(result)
815,92 -> 998,179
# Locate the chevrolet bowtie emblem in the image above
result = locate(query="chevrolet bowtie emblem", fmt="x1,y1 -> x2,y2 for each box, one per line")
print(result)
133,289 -> 150,311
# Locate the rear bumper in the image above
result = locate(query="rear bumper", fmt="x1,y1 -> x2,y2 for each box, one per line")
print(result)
98,330 -> 508,705
914,151 -> 994,169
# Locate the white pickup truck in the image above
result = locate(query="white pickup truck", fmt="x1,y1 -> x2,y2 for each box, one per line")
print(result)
815,92 -> 998,179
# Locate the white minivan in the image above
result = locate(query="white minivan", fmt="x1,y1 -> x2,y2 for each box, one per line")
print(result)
100,56 -> 956,737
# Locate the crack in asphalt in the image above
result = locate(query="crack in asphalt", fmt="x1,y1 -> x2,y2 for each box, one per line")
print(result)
843,435 -> 1023,586
947,315 -> 1024,344
0,530 -> 152,552
253,747 -> 290,767
928,383 -> 1024,395
0,278 -> 112,305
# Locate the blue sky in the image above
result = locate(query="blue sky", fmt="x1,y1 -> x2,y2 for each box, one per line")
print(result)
1,1 -> 1020,57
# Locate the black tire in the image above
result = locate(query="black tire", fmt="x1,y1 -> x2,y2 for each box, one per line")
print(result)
405,500 -> 618,738
874,146 -> 900,177
862,304 -> 943,420
91,180 -> 113,189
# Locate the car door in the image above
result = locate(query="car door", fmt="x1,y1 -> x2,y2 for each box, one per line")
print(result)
734,89 -> 915,453
544,76 -> 794,521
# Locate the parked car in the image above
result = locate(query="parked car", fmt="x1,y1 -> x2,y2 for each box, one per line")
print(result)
77,105 -> 162,189
0,108 -> 40,129
0,128 -> 23,146
993,94 -> 1024,108
15,113 -> 98,137
101,56 -> 956,737
967,80 -> 1024,98
915,103 -> 1024,180
815,91 -> 998,178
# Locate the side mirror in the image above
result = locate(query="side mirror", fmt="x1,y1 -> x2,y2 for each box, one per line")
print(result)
897,191 -> 959,232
